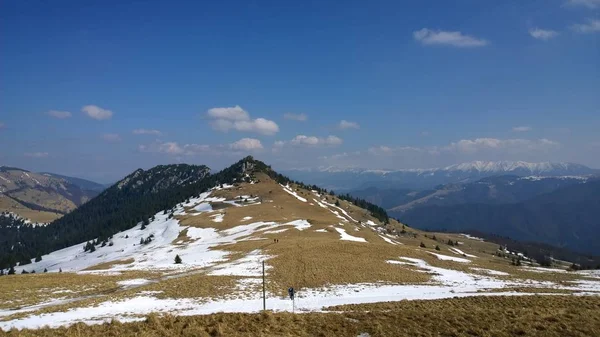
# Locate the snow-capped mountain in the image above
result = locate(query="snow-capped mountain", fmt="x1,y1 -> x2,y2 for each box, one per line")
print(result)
283,161 -> 599,190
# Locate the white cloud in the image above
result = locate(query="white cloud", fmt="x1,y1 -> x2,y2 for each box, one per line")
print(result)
139,139 -> 262,156
290,135 -> 343,147
413,28 -> 489,47
570,19 -> 600,33
283,113 -> 307,121
24,152 -> 49,158
82,105 -> 113,120
529,28 -> 559,40
512,126 -> 532,132
207,105 -> 249,121
230,138 -> 264,151
101,133 -> 121,142
566,0 -> 600,9
132,129 -> 162,136
46,110 -> 72,119
207,105 -> 279,136
338,120 -> 360,130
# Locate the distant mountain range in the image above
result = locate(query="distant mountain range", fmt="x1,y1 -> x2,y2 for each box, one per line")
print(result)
398,179 -> 600,255
284,161 -> 599,190
0,166 -> 103,223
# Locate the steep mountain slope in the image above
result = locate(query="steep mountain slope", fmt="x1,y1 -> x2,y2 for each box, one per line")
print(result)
40,172 -> 106,192
0,167 -> 100,222
399,179 -> 600,254
0,164 -> 213,269
1,157 -> 599,331
285,161 -> 598,190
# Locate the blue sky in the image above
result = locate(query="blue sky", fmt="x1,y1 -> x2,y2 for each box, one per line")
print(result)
1,0 -> 599,182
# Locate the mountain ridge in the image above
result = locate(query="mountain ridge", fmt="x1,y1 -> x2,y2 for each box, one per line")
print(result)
284,160 -> 598,190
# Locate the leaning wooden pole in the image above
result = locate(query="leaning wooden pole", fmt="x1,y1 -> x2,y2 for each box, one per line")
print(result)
262,260 -> 266,311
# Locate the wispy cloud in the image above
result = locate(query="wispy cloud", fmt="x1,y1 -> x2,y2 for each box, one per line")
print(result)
570,19 -> 600,33
290,135 -> 343,146
82,105 -> 113,120
24,152 -> 49,158
338,120 -> 360,130
529,28 -> 559,40
512,126 -> 532,132
283,113 -> 307,121
101,133 -> 122,142
139,138 -> 263,156
132,129 -> 162,136
46,110 -> 72,119
413,28 -> 488,47
207,105 -> 279,136
565,0 -> 600,9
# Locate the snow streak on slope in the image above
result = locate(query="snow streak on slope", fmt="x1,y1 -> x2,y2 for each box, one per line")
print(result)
280,184 -> 307,202
334,227 -> 367,243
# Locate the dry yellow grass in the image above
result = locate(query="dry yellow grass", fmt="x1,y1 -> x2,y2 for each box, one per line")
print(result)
0,271 -> 157,312
83,259 -> 135,271
0,196 -> 62,223
5,295 -> 600,336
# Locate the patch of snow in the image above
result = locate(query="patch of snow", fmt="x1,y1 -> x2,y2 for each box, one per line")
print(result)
522,267 -> 567,273
211,214 -> 224,223
280,184 -> 308,202
460,234 -> 484,242
117,279 -> 152,287
470,268 -> 509,276
284,219 -> 311,231
193,203 -> 213,213
334,228 -> 367,243
263,229 -> 289,234
378,235 -> 400,245
428,252 -> 471,263
449,247 -> 477,258
209,250 -> 270,277
321,200 -> 358,222
314,229 -> 328,233
241,216 -> 253,222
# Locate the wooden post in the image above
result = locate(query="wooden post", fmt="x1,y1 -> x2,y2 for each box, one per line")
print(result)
262,260 -> 266,311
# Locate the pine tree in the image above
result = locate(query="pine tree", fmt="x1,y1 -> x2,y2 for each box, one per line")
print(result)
420,242 -> 426,248
447,239 -> 454,246
8,266 -> 15,275
35,255 -> 42,262
435,245 -> 441,251
89,244 -> 96,253
59,268 -> 62,273
174,255 -> 182,264
44,268 -> 48,273
432,235 -> 437,241
140,238 -> 144,245
0,269 -> 4,276
335,200 -> 340,207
